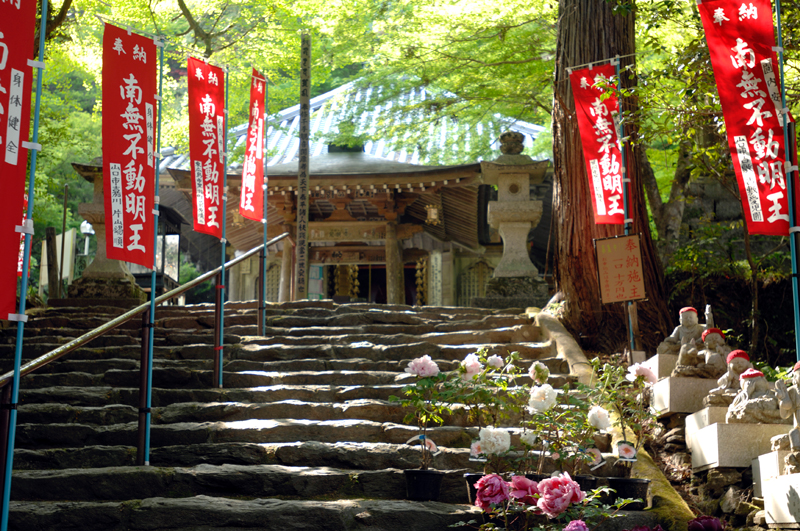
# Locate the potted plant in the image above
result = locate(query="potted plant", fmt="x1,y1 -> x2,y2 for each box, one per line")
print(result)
592,357 -> 658,509
390,354 -> 455,501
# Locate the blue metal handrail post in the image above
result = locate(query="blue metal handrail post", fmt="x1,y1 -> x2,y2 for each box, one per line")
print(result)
614,56 -> 636,354
1,0 -> 49,526
775,0 -> 800,362
216,68 -> 230,388
259,83 -> 269,337
143,38 -> 165,466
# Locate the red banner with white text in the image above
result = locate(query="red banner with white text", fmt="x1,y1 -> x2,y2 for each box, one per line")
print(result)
698,0 -> 794,235
569,64 -> 625,224
1,0 -> 37,319
188,57 -> 226,238
240,69 -> 266,222
102,24 -> 157,269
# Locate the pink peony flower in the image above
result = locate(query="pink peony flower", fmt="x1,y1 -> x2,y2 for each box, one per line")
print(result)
618,441 -> 637,460
687,516 -> 724,531
461,353 -> 483,381
509,475 -> 538,505
487,354 -> 504,369
474,473 -> 510,511
626,363 -> 657,385
565,520 -> 590,531
470,440 -> 483,457
536,472 -> 585,518
529,361 -> 550,385
405,355 -> 440,377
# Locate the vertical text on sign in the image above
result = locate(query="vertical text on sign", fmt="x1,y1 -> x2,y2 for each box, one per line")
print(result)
110,163 -> 124,248
194,160 -> 206,225
734,135 -> 764,222
589,159 -> 606,217
5,69 -> 23,166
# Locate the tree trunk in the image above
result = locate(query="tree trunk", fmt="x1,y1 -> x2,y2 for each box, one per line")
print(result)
552,0 -> 671,352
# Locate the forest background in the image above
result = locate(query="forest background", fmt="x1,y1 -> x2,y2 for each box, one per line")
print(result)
19,0 -> 800,366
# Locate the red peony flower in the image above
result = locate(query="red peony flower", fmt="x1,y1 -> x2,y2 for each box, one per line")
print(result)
509,475 -> 538,505
536,472 -> 585,518
474,473 -> 510,511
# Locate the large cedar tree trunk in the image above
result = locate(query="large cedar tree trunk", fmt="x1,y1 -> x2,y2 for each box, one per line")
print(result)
552,0 -> 671,352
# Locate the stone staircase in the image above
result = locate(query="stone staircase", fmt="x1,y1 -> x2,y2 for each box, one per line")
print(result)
0,301 -> 574,530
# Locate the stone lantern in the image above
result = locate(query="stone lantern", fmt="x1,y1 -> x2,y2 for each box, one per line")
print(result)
480,132 -> 549,277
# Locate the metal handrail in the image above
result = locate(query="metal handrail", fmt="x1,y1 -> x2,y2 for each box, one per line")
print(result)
0,232 -> 290,389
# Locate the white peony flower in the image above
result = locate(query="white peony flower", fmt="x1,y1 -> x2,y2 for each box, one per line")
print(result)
404,355 -> 440,378
478,426 -> 511,455
528,383 -> 557,412
520,429 -> 537,447
461,353 -> 483,381
486,354 -> 504,369
587,405 -> 611,430
528,361 -> 550,385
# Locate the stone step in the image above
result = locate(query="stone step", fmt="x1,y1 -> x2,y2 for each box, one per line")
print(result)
7,495 -> 480,531
9,464 -> 475,505
13,441 -> 479,471
14,419 -> 477,450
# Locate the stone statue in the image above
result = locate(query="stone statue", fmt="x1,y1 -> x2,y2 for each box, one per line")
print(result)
726,368 -> 788,424
704,350 -> 754,407
657,305 -> 715,356
775,361 -> 800,451
670,327 -> 730,378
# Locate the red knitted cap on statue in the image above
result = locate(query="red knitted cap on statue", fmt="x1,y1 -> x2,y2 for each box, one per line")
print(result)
680,307 -> 698,315
793,360 -> 800,372
740,368 -> 764,380
727,350 -> 750,364
702,328 -> 725,341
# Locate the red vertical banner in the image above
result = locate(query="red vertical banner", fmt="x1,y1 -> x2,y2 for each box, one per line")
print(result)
187,57 -> 226,238
0,0 -> 37,319
569,64 -> 625,225
240,69 -> 266,221
698,0 -> 792,235
102,24 -> 157,269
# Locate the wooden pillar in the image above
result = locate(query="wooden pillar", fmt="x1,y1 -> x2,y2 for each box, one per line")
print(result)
385,223 -> 404,305
278,243 -> 293,302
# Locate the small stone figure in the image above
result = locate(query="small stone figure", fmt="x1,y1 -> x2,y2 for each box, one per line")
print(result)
726,368 -> 787,424
657,305 -> 715,356
704,350 -> 754,407
775,361 -> 800,451
670,327 -> 730,378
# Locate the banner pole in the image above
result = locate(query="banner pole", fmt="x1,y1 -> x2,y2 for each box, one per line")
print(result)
614,56 -> 636,354
775,0 -> 800,362
218,69 -> 229,387
1,0 -> 49,527
260,83 -> 269,337
143,38 -> 165,466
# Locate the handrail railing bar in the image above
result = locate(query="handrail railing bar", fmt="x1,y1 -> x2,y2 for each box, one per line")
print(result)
0,232 -> 289,388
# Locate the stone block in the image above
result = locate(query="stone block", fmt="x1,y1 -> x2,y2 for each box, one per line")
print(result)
755,451 -> 791,498
690,423 -> 791,472
651,377 -> 719,418
686,407 -> 728,450
764,473 -> 800,528
642,354 -> 677,381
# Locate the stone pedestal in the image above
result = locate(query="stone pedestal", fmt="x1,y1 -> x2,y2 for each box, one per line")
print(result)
70,164 -> 146,303
481,155 -> 549,278
764,473 -> 800,528
755,451 -> 792,497
642,354 -> 678,381
651,377 -> 718,417
686,407 -> 728,450
689,423 -> 791,471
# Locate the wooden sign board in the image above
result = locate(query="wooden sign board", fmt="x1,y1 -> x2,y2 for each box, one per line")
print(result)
594,234 -> 646,304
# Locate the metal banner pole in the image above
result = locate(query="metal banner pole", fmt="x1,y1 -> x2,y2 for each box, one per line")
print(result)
143,38 -> 165,466
1,0 -> 49,527
217,68 -> 230,387
260,84 -> 269,336
614,56 -> 636,354
775,0 -> 800,361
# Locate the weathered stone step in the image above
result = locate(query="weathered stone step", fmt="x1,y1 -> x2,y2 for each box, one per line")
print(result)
10,463 -> 476,504
13,441 -> 479,471
8,495 -> 479,531
19,384 -> 409,407
14,419 -> 477,450
19,368 -> 407,390
13,358 -> 210,376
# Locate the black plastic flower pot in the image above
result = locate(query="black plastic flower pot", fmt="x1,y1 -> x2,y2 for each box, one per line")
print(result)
574,474 -> 598,492
405,469 -> 445,501
605,477 -> 650,510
